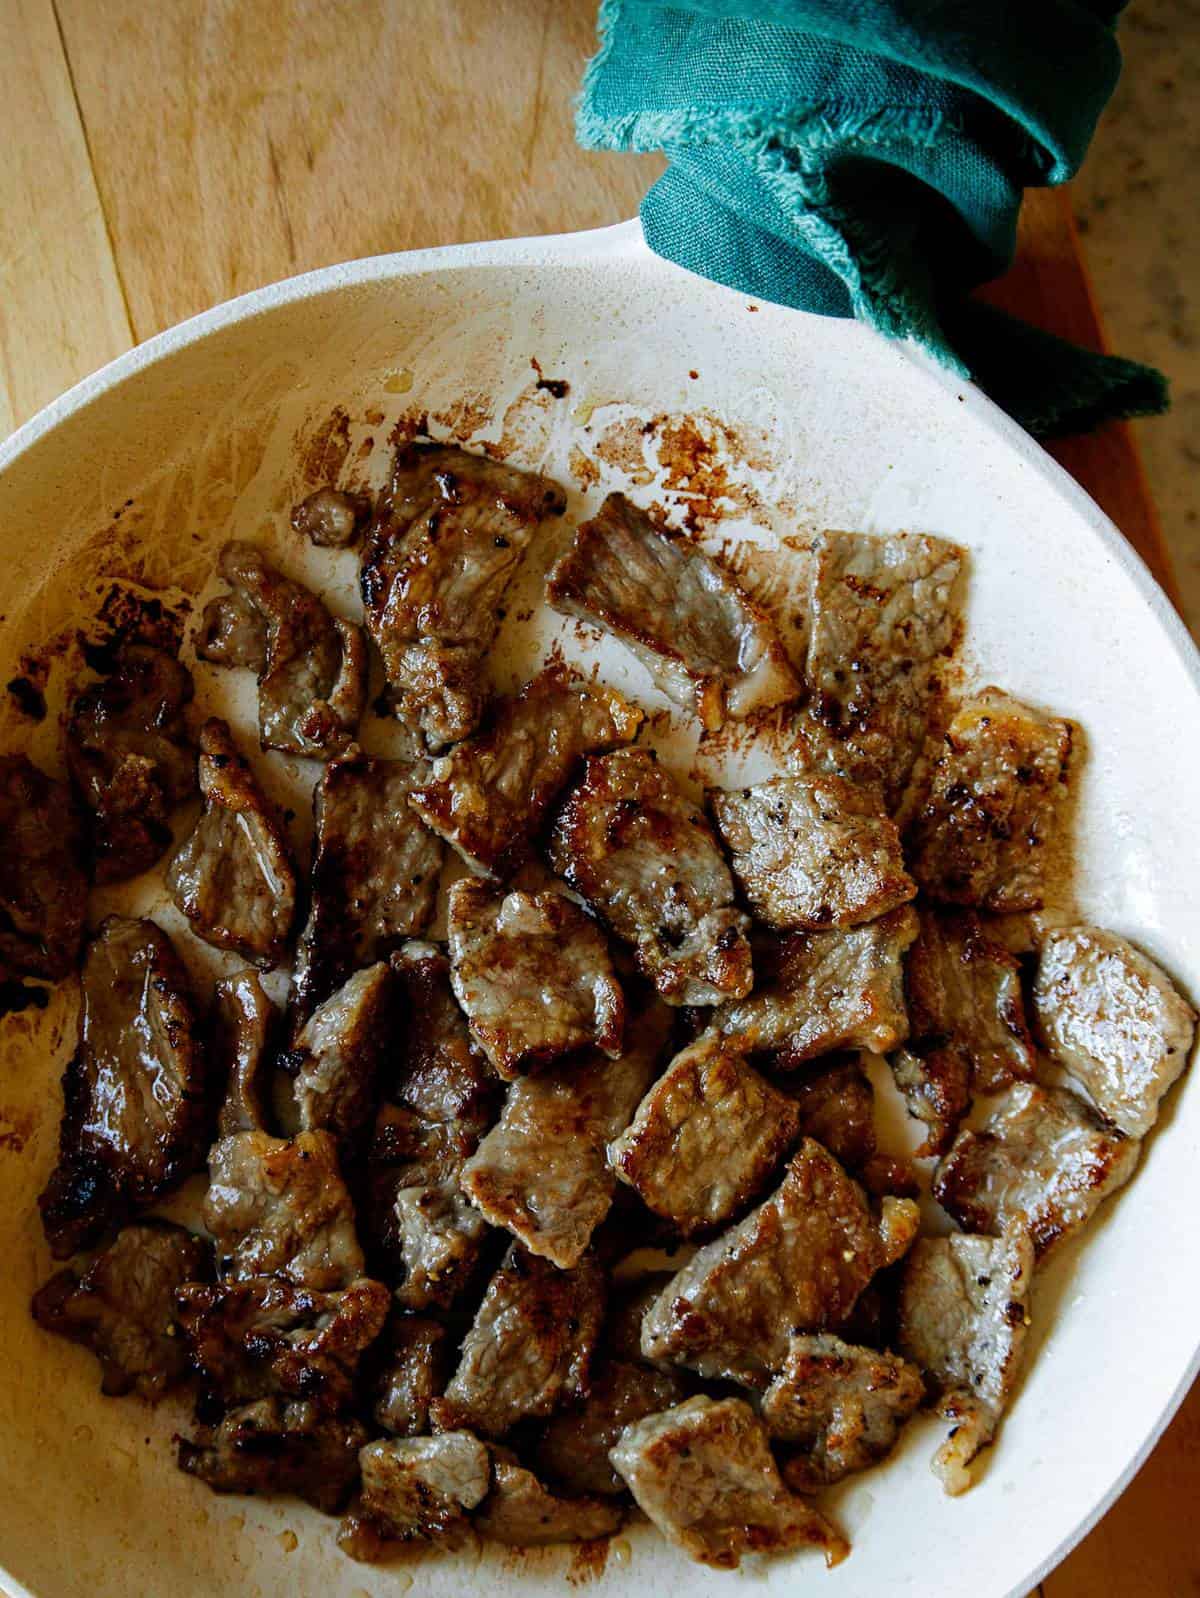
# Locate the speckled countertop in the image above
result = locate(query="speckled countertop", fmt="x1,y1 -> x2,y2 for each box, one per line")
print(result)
1075,0 -> 1200,632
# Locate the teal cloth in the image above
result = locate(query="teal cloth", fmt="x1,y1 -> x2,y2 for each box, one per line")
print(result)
577,0 -> 1167,437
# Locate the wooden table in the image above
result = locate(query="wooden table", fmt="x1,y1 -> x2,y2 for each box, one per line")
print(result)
0,1 -> 1192,1591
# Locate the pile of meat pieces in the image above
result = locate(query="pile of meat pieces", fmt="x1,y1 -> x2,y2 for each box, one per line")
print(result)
18,445 -> 1197,1575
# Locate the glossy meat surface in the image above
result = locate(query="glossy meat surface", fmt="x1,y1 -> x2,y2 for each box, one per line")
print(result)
213,968 -> 276,1137
179,1397 -> 367,1512
447,879 -> 625,1077
547,492 -> 800,730
717,907 -> 918,1064
407,661 -> 643,878
476,1449 -> 624,1545
197,541 -> 366,758
291,754 -> 443,1020
33,1221 -> 209,1400
1034,925 -> 1195,1138
549,747 -> 752,1006
39,917 -> 210,1257
361,443 -> 566,748
610,1396 -> 847,1570
933,1082 -> 1141,1259
342,1433 -> 491,1555
0,754 -> 88,979
292,961 -> 393,1150
374,1315 -> 447,1435
67,644 -> 196,882
609,1033 -> 800,1234
292,486 -> 372,548
710,774 -> 914,930
909,689 -> 1072,910
536,1359 -> 685,1496
166,718 -> 298,965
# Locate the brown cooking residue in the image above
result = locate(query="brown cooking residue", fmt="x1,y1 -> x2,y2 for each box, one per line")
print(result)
569,446 -> 600,491
593,418 -> 655,486
0,1103 -> 37,1154
432,390 -> 495,442
6,653 -> 48,721
387,408 -> 432,448
301,405 -> 353,488
531,358 -> 570,400
567,1538 -> 612,1585
78,583 -> 191,675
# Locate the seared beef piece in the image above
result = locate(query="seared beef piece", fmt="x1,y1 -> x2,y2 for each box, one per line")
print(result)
432,1244 -> 605,1438
66,644 -> 196,882
546,492 -> 800,732
366,944 -> 497,1309
804,528 -> 964,809
641,1141 -> 919,1387
710,774 -> 915,931
605,1274 -> 676,1367
292,962 -> 393,1151
536,1360 -> 685,1496
213,969 -> 276,1137
0,755 -> 88,980
609,1033 -> 799,1235
178,1396 -> 367,1512
39,917 -> 210,1258
933,1082 -> 1141,1260
407,662 -> 643,879
338,1432 -> 491,1558
781,1056 -> 916,1198
204,1129 -> 365,1290
1034,925 -> 1196,1139
166,719 -> 298,966
549,748 -> 752,1007
374,1315 -> 447,1435
32,1221 -> 209,1400
292,486 -> 372,548
610,1396 -> 848,1571
197,541 -> 366,759
716,907 -> 918,1065
897,1226 -> 1034,1495
908,689 -> 1073,910
476,1448 -> 624,1545
447,879 -> 625,1078
762,1334 -> 923,1487
889,1048 -> 972,1160
361,442 -> 566,749
176,1275 -> 389,1415
461,1001 -> 672,1267
291,754 -> 443,1021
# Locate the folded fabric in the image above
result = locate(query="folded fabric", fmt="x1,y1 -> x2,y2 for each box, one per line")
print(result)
577,0 -> 1167,437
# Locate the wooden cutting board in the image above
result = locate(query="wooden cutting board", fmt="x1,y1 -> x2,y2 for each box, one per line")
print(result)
0,1 -> 1190,1592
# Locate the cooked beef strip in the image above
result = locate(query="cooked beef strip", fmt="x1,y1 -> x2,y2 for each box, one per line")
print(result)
762,1334 -> 923,1487
197,541 -> 366,759
641,1141 -> 919,1387
292,961 -> 393,1151
933,1081 -> 1141,1259
447,879 -> 625,1077
213,968 -> 276,1137
292,486 -> 372,548
0,754 -> 88,980
32,1221 -> 210,1400
204,1128 -> 365,1289
782,1056 -> 882,1178
374,1315 -> 448,1436
610,1396 -> 848,1571
1034,925 -> 1196,1139
407,661 -> 643,878
609,1033 -> 800,1235
360,442 -> 567,749
179,1396 -> 368,1513
889,1048 -> 972,1160
432,1244 -> 605,1438
897,1226 -> 1034,1495
546,492 -> 800,731
476,1448 -> 624,1545
176,1275 -> 389,1416
366,944 -> 498,1308
166,718 -> 298,966
908,689 -> 1073,910
716,906 -> 918,1065
290,754 -> 443,1021
338,1432 -> 491,1558
536,1359 -> 685,1496
66,644 -> 196,882
39,917 -> 210,1258
804,528 -> 964,809
461,1000 -> 673,1267
710,774 -> 915,931
549,747 -> 752,1007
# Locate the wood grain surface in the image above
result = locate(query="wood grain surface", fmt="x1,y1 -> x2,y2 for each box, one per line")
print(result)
0,1 -> 1193,1593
